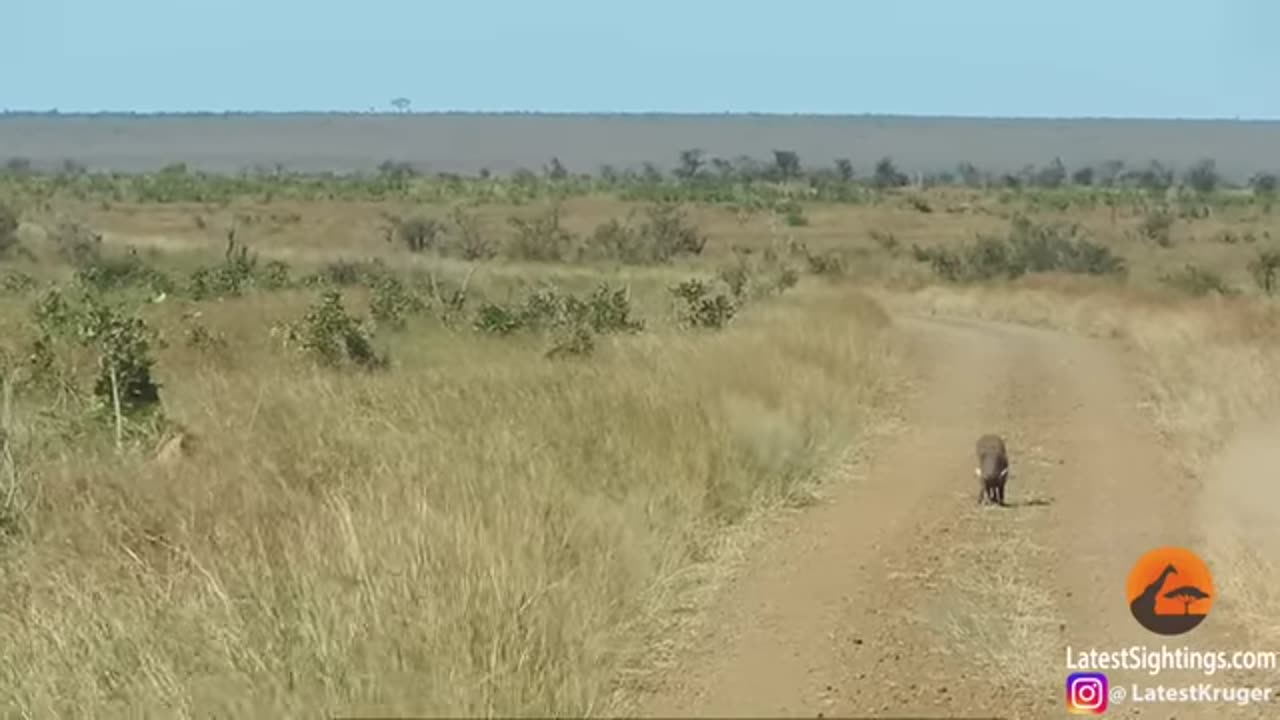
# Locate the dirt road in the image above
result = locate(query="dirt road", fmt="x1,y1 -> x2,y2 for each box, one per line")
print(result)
633,311 -> 1275,718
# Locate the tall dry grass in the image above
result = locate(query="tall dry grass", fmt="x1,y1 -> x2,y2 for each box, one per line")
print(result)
0,278 -> 906,717
885,276 -> 1280,644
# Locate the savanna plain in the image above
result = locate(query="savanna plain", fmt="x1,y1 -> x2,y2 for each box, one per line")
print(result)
2,148 -> 1280,718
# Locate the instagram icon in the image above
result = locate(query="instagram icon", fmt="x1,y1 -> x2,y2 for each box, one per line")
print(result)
1067,672 -> 1109,714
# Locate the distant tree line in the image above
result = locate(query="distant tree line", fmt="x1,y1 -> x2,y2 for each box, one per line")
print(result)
2,150 -> 1277,197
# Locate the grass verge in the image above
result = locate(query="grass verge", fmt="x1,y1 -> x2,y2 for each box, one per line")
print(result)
0,280 -> 906,717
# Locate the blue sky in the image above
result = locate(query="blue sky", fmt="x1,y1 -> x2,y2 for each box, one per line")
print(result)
4,0 -> 1277,118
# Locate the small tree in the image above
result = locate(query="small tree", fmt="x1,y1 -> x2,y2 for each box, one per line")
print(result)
1071,166 -> 1095,187
834,158 -> 854,182
1248,249 -> 1280,296
1128,160 -> 1174,194
675,148 -> 705,181
710,157 -> 735,182
545,157 -> 569,181
1184,158 -> 1219,195
771,150 -> 801,181
0,200 -> 18,256
670,278 -> 736,330
1250,172 -> 1277,200
390,216 -> 443,253
73,295 -> 163,448
1096,159 -> 1126,187
390,97 -> 411,113
956,162 -> 983,188
873,156 -> 908,189
1032,157 -> 1067,188
288,289 -> 387,370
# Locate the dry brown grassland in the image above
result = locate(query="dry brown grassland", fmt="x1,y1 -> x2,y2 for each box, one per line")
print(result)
1,172 -> 1278,716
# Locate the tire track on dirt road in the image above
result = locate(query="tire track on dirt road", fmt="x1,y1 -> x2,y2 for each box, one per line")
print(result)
632,310 -> 1272,718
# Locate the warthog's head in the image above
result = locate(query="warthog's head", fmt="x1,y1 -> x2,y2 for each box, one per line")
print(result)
973,434 -> 1008,484
974,464 -> 1009,481
974,454 -> 1008,483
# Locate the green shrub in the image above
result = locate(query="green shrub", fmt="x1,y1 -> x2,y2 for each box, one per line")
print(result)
506,204 -> 576,262
670,279 -> 736,330
0,200 -> 18,256
282,289 -> 388,370
78,296 -> 163,422
1160,264 -> 1236,297
1247,250 -> 1280,296
75,251 -> 174,294
0,271 -> 36,294
910,216 -> 1127,282
581,204 -> 708,265
1138,210 -> 1174,247
369,274 -> 424,332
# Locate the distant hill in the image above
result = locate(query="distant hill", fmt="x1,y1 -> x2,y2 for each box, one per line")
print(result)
2,112 -> 1278,180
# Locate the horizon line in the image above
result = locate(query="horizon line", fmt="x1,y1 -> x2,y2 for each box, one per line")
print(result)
1,109 -> 1278,123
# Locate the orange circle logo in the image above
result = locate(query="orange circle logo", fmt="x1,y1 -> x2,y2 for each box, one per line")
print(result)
1126,547 -> 1214,636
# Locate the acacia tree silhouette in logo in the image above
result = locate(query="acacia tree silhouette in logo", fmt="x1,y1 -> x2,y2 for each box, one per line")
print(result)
1164,586 -> 1211,616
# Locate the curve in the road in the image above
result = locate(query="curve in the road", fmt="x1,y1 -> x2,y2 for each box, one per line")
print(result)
634,311 -> 1272,719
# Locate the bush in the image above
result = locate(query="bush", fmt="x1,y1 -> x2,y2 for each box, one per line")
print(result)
906,196 -> 932,213
1005,216 -> 1126,276
910,244 -> 965,282
638,203 -> 707,261
506,204 -> 576,262
580,204 -> 708,265
1138,210 -> 1174,247
1210,230 -> 1258,246
78,296 -> 163,422
1184,158 -> 1219,195
717,247 -> 802,300
869,229 -> 900,256
473,283 -> 644,341
1160,264 -> 1236,297
774,200 -> 808,227
444,206 -> 497,260
0,200 -> 18,256
281,289 -> 388,370
75,251 -> 173,294
184,319 -> 229,353
391,216 -> 444,253
257,259 -> 293,290
910,216 -> 1127,283
49,221 -> 104,266
369,274 -> 424,332
473,302 -> 525,336
584,218 -> 647,264
670,278 -> 737,330
301,259 -> 387,289
803,249 -> 846,277
1248,250 -> 1280,296
1,270 -> 36,294
188,237 -> 288,299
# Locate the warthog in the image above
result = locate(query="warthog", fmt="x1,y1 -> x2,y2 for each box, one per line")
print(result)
974,433 -> 1009,506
